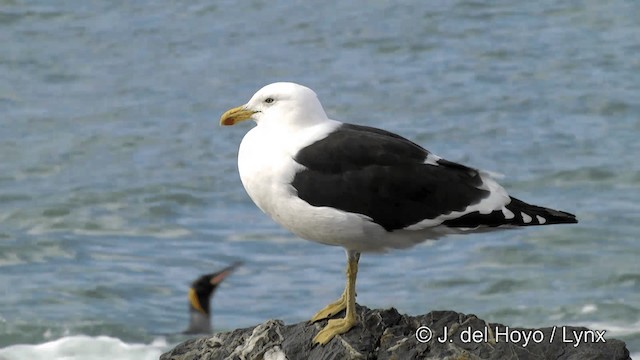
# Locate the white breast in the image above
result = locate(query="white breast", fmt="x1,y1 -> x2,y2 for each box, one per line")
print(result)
238,120 -> 339,212
237,125 -> 299,216
237,121 -> 378,248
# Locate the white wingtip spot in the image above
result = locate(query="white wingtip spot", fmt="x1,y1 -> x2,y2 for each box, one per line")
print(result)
424,153 -> 441,166
536,215 -> 546,224
501,207 -> 515,219
521,212 -> 532,224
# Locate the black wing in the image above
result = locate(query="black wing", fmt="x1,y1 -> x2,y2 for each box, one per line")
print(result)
291,123 -> 491,231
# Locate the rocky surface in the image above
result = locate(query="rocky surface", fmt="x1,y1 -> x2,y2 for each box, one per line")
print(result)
161,305 -> 630,360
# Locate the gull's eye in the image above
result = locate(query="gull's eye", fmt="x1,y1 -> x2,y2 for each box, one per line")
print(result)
265,97 -> 274,104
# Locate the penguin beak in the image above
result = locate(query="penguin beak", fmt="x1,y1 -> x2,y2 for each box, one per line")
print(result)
210,261 -> 243,285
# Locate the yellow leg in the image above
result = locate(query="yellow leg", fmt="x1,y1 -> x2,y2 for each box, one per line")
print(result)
310,289 -> 347,322
313,251 -> 360,345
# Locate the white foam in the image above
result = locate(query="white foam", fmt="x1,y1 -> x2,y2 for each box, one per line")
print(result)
0,335 -> 168,360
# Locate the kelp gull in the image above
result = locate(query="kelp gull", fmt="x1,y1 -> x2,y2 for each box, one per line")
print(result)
219,82 -> 577,345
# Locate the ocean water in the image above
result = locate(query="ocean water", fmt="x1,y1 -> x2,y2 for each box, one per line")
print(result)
1,0 -> 639,358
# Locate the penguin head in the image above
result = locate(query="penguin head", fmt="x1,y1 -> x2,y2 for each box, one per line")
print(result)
186,261 -> 242,334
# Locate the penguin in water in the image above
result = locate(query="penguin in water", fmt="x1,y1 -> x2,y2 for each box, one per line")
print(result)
184,261 -> 242,334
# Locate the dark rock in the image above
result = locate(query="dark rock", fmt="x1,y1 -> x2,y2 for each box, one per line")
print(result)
161,305 -> 631,360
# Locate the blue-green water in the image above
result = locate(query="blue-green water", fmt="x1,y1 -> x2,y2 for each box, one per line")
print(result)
1,1 -> 639,358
